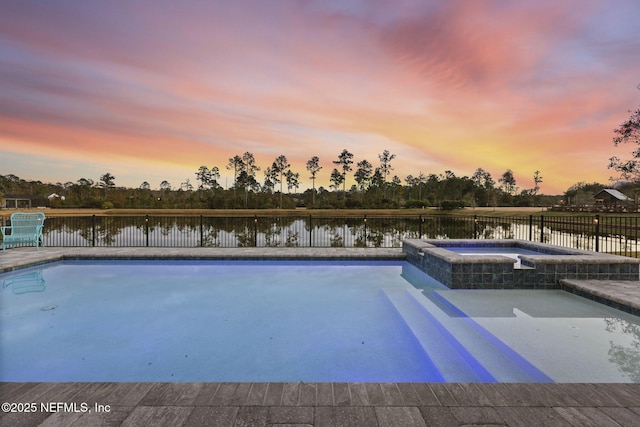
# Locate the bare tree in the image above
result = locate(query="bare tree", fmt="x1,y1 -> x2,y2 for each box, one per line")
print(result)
609,107 -> 640,181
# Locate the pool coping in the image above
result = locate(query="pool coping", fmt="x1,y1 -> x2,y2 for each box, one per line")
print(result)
560,279 -> 640,316
0,247 -> 406,274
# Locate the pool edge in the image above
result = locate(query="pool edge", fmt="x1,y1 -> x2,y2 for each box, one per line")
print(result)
0,247 -> 406,274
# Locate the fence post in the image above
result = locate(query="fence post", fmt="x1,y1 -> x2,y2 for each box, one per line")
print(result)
419,215 -> 423,238
363,215 -> 367,246
145,215 -> 149,247
92,215 -> 96,247
473,215 -> 478,239
309,215 -> 313,247
539,215 -> 544,243
200,215 -> 204,247
528,215 -> 533,241
594,214 -> 600,252
254,216 -> 258,247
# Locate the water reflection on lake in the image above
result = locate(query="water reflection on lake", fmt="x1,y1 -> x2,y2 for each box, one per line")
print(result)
39,215 -> 638,253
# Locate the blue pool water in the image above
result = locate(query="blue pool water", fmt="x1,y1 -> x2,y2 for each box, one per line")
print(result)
2,260 -> 640,383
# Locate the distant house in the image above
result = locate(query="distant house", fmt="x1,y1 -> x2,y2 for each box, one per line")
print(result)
1,194 -> 50,209
48,193 -> 66,202
593,189 -> 633,210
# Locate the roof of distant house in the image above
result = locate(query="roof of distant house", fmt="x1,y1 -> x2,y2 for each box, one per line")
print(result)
595,188 -> 632,201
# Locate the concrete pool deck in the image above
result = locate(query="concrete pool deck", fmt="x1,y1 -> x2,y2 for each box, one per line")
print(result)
561,279 -> 640,317
2,247 -> 640,426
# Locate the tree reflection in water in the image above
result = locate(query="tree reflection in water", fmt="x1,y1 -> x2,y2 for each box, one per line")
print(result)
39,215 -> 639,253
605,317 -> 640,382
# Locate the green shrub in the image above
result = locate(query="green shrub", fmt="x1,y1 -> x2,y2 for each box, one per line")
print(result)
439,200 -> 466,210
404,200 -> 427,209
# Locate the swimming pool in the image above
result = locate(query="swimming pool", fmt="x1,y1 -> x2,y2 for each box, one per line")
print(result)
1,260 -> 639,383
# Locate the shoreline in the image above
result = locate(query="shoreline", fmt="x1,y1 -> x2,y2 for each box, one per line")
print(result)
1,206 -> 548,218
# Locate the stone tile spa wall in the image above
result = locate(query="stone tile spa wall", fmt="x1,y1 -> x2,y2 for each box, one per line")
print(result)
402,239 -> 640,289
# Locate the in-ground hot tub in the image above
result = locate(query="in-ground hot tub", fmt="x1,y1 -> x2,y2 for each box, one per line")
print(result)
402,239 -> 640,289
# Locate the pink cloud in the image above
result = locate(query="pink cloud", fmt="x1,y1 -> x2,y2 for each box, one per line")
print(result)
1,1 -> 639,194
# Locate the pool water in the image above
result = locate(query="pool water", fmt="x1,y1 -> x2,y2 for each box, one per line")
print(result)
1,260 -> 639,383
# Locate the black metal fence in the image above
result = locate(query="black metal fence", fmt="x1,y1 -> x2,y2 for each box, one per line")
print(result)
2,214 -> 636,256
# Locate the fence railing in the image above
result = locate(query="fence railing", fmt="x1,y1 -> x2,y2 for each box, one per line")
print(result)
2,214 -> 638,256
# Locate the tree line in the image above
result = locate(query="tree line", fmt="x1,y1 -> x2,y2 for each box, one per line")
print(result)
1,148 -> 562,209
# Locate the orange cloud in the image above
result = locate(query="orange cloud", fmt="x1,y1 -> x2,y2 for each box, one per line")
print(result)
1,0 -> 638,194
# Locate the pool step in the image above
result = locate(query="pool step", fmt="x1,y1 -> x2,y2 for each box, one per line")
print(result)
381,288 -> 495,382
382,288 -> 553,383
407,289 -> 552,383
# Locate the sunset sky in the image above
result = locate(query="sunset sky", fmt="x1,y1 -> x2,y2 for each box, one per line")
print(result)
1,0 -> 639,195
